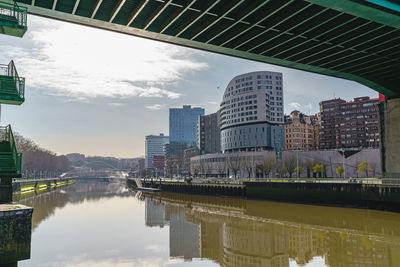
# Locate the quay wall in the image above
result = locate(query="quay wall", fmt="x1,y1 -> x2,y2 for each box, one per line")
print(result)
244,182 -> 363,205
139,180 -> 245,197
244,182 -> 400,210
128,178 -> 400,211
12,178 -> 75,194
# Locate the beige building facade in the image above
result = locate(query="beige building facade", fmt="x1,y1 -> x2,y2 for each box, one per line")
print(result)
284,111 -> 318,151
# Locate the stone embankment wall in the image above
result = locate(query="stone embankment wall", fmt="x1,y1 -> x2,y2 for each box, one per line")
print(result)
0,204 -> 32,265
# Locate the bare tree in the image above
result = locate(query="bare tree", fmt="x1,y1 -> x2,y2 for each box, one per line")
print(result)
191,162 -> 200,177
14,133 -> 72,178
203,161 -> 213,178
165,159 -> 174,178
227,153 -> 242,179
215,159 -> 227,178
284,155 -> 297,178
242,156 -> 256,179
304,158 -> 314,178
260,155 -> 276,179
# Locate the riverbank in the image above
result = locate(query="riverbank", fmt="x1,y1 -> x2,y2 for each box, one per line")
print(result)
13,179 -> 75,196
127,178 -> 400,212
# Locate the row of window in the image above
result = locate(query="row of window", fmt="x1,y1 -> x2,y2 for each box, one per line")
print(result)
286,134 -> 313,138
320,139 -> 379,146
222,126 -> 268,136
270,117 -> 284,122
269,112 -> 283,116
224,87 -> 254,97
258,85 -> 273,90
225,116 -> 259,125
235,76 -> 253,83
234,81 -> 253,88
257,80 -> 273,84
256,75 -> 282,80
285,128 -> 314,133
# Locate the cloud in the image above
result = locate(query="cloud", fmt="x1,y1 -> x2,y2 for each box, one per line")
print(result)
289,102 -> 301,109
107,102 -> 123,106
146,104 -> 166,110
207,101 -> 219,105
1,16 -> 207,101
145,244 -> 167,253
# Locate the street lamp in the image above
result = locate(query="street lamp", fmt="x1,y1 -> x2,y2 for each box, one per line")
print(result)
296,142 -> 299,178
342,147 -> 346,179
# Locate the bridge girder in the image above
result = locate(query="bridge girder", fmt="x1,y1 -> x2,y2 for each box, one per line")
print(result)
6,0 -> 400,97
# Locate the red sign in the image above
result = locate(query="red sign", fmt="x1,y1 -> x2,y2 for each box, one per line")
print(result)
379,93 -> 385,102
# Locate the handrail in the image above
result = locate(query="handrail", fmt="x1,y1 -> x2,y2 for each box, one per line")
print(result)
0,124 -> 19,169
8,125 -> 17,158
0,125 -> 22,175
0,64 -> 8,76
0,1 -> 27,28
8,60 -> 18,77
0,60 -> 25,99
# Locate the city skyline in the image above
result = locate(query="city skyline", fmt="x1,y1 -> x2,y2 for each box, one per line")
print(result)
0,15 -> 378,158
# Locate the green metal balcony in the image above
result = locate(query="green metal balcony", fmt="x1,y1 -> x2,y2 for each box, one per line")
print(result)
0,60 -> 25,105
0,125 -> 22,178
0,1 -> 27,37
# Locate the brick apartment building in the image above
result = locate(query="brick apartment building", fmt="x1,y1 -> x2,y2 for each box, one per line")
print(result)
319,97 -> 379,149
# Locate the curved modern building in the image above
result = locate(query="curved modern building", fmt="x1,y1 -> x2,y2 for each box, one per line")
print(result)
220,71 -> 284,153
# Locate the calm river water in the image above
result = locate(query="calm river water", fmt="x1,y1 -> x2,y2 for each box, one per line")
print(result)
13,179 -> 400,267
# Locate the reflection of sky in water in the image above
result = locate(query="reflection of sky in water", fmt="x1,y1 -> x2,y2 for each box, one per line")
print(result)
17,180 -> 400,267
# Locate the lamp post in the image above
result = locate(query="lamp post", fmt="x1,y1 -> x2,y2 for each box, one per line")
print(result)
296,142 -> 299,178
342,147 -> 346,179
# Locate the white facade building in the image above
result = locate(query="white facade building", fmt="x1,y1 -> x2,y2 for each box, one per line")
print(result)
220,71 -> 284,152
145,133 -> 169,168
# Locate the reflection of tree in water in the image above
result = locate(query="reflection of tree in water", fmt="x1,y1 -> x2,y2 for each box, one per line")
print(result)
141,192 -> 400,267
14,180 -> 133,230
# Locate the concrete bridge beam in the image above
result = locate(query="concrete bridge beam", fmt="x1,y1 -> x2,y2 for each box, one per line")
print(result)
379,98 -> 400,178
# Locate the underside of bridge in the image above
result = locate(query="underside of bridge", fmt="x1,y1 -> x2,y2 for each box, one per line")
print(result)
6,0 -> 400,98
2,0 -> 400,177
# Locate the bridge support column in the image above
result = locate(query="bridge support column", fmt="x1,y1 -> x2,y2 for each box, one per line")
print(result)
0,177 -> 12,204
378,98 -> 400,178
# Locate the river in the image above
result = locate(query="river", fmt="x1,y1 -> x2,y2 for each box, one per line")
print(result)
14,179 -> 400,267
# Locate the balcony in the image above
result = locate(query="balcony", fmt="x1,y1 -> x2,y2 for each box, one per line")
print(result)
0,125 -> 22,178
0,60 -> 25,105
0,1 -> 27,37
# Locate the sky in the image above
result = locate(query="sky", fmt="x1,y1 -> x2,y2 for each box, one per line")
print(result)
0,15 -> 378,158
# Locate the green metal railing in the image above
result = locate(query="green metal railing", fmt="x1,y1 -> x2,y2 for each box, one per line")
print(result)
0,1 -> 27,29
0,124 -> 22,177
0,60 -> 25,103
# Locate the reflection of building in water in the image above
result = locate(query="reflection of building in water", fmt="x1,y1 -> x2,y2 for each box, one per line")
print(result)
222,222 -> 289,267
144,199 -> 200,260
185,208 -> 289,267
324,232 -> 399,267
288,227 -> 326,265
143,195 -> 400,267
145,198 -> 167,227
169,211 -> 200,260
